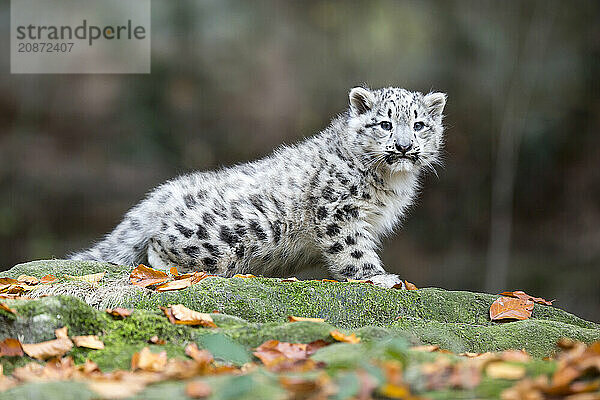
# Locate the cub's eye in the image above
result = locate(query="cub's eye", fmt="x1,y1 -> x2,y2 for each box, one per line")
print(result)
413,121 -> 425,131
380,121 -> 393,131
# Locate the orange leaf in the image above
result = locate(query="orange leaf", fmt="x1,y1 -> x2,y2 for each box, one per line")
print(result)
485,362 -> 526,380
106,308 -> 133,318
161,304 -> 217,328
347,279 -> 374,284
64,271 -> 106,286
72,335 -> 105,350
253,340 -> 310,369
16,275 -> 39,285
54,326 -> 69,339
287,316 -> 325,323
490,296 -> 534,321
0,302 -> 16,314
498,290 -> 553,306
330,330 -> 361,344
129,264 -> 169,287
185,343 -> 214,365
155,278 -> 192,292
22,338 -> 73,360
404,280 -> 418,290
131,347 -> 167,372
169,266 -> 179,276
88,381 -> 146,399
0,338 -> 24,357
148,335 -> 166,345
185,381 -> 212,398
233,274 -> 256,278
39,274 -> 58,284
320,279 -> 338,282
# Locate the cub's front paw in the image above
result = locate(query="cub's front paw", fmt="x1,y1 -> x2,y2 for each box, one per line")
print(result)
368,274 -> 405,289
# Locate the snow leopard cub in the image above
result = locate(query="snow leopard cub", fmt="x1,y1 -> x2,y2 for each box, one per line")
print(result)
71,86 -> 447,288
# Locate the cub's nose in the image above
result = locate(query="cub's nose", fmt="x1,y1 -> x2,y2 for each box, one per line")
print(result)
395,140 -> 413,153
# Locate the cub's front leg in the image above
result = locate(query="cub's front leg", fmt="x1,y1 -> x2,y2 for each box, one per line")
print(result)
318,221 -> 405,289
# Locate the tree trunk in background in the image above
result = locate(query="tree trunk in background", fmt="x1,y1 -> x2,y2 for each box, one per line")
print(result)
485,1 -> 557,292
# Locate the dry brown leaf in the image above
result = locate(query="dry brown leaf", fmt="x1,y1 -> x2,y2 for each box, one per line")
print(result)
253,340 -> 319,371
490,296 -> 534,321
64,271 -> 106,286
169,266 -> 179,276
404,280 -> 418,290
185,343 -> 214,365
320,279 -> 338,282
17,275 -> 39,285
500,349 -> 531,363
0,278 -> 18,286
486,362 -> 527,380
54,326 -> 68,339
88,380 -> 146,399
185,380 -> 212,398
0,302 -> 16,314
306,340 -> 329,356
161,304 -> 217,328
131,347 -> 167,372
330,330 -> 361,344
411,344 -> 440,352
0,338 -> 24,357
106,308 -> 133,318
73,335 -> 105,350
288,316 -> 325,323
279,375 -> 320,395
129,264 -> 169,287
39,274 -> 58,284
148,335 -> 166,345
22,338 -> 73,360
155,277 -> 192,292
499,290 -> 554,306
233,274 -> 256,278
346,279 -> 374,284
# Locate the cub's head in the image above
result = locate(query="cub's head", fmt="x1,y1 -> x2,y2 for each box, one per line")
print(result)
347,86 -> 446,174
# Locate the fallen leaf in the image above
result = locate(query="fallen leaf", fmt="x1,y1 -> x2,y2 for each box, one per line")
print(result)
320,279 -> 338,282
347,279 -> 374,284
131,347 -> 167,372
88,381 -> 146,399
379,383 -> 410,399
0,302 -> 16,314
39,274 -> 58,284
281,277 -> 299,282
485,362 -> 526,380
155,277 -> 192,292
490,296 -> 534,321
106,308 -> 133,318
0,278 -> 18,286
54,326 -> 68,339
22,338 -> 73,360
185,381 -> 212,398
0,338 -> 24,357
72,335 -> 105,350
404,280 -> 418,290
330,330 -> 361,344
411,345 -> 440,352
161,304 -> 217,328
288,316 -> 325,323
185,343 -> 214,365
64,271 -> 106,286
169,266 -> 179,276
233,274 -> 256,278
306,340 -> 329,356
148,336 -> 166,345
253,340 -> 318,371
17,275 -> 39,285
279,375 -> 320,395
499,290 -> 554,306
129,264 -> 169,287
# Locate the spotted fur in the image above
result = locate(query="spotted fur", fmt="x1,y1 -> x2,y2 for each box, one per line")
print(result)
70,87 -> 447,288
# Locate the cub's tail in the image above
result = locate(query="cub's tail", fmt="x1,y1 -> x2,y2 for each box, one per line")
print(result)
69,202 -> 156,266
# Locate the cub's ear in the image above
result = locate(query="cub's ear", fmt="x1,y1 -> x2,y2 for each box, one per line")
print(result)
423,92 -> 447,120
349,87 -> 375,115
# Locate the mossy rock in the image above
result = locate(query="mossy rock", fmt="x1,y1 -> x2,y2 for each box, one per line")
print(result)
2,260 -> 599,360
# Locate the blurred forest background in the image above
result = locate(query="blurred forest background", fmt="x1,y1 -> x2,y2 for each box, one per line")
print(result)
0,1 -> 598,321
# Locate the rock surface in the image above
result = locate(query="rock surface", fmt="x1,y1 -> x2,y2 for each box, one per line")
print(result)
1,259 -> 599,399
